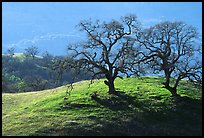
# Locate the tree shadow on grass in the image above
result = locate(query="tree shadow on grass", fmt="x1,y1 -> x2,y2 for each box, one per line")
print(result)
34,93 -> 202,136
139,95 -> 202,136
92,91 -> 141,111
141,95 -> 202,117
57,90 -> 202,136
173,95 -> 202,105
92,91 -> 202,135
169,95 -> 202,113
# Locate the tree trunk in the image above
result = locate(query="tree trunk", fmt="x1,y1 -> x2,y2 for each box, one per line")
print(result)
162,70 -> 180,97
108,79 -> 116,94
165,85 -> 180,97
104,78 -> 116,94
164,70 -> 171,87
171,88 -> 180,97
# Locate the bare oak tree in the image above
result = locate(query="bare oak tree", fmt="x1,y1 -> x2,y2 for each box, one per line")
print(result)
60,15 -> 140,94
135,21 -> 202,96
24,46 -> 39,59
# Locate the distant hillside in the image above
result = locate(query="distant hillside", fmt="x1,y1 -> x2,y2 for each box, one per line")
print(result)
2,77 -> 202,136
2,53 -> 93,93
2,53 -> 43,62
13,52 -> 26,58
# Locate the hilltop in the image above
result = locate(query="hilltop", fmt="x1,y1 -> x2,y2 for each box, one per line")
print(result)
2,77 -> 202,136
2,53 -> 43,61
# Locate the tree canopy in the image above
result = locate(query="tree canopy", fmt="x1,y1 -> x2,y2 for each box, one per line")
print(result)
135,21 -> 202,96
57,15 -> 144,94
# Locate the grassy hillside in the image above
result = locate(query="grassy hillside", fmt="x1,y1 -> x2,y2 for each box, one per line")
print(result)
2,53 -> 43,62
2,77 -> 202,136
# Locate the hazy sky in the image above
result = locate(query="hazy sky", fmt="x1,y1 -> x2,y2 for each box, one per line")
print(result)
2,2 -> 202,55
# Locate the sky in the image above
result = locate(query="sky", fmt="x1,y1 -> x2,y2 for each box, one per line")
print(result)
2,2 -> 202,56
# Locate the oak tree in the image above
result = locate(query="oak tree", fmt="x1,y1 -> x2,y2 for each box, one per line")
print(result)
60,15 -> 141,94
135,21 -> 202,96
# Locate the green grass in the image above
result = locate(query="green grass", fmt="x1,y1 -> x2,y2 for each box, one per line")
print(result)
2,77 -> 202,136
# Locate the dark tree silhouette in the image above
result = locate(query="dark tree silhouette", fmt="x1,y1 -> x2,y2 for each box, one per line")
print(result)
7,47 -> 15,57
57,15 -> 141,94
135,21 -> 202,96
24,46 -> 39,59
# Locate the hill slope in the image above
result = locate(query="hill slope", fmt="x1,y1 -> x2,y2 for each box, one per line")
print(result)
2,77 -> 202,136
2,53 -> 43,61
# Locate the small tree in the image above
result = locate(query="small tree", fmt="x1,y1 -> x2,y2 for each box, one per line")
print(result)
7,47 -> 15,57
56,15 -> 141,94
24,46 -> 39,59
135,21 -> 202,96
